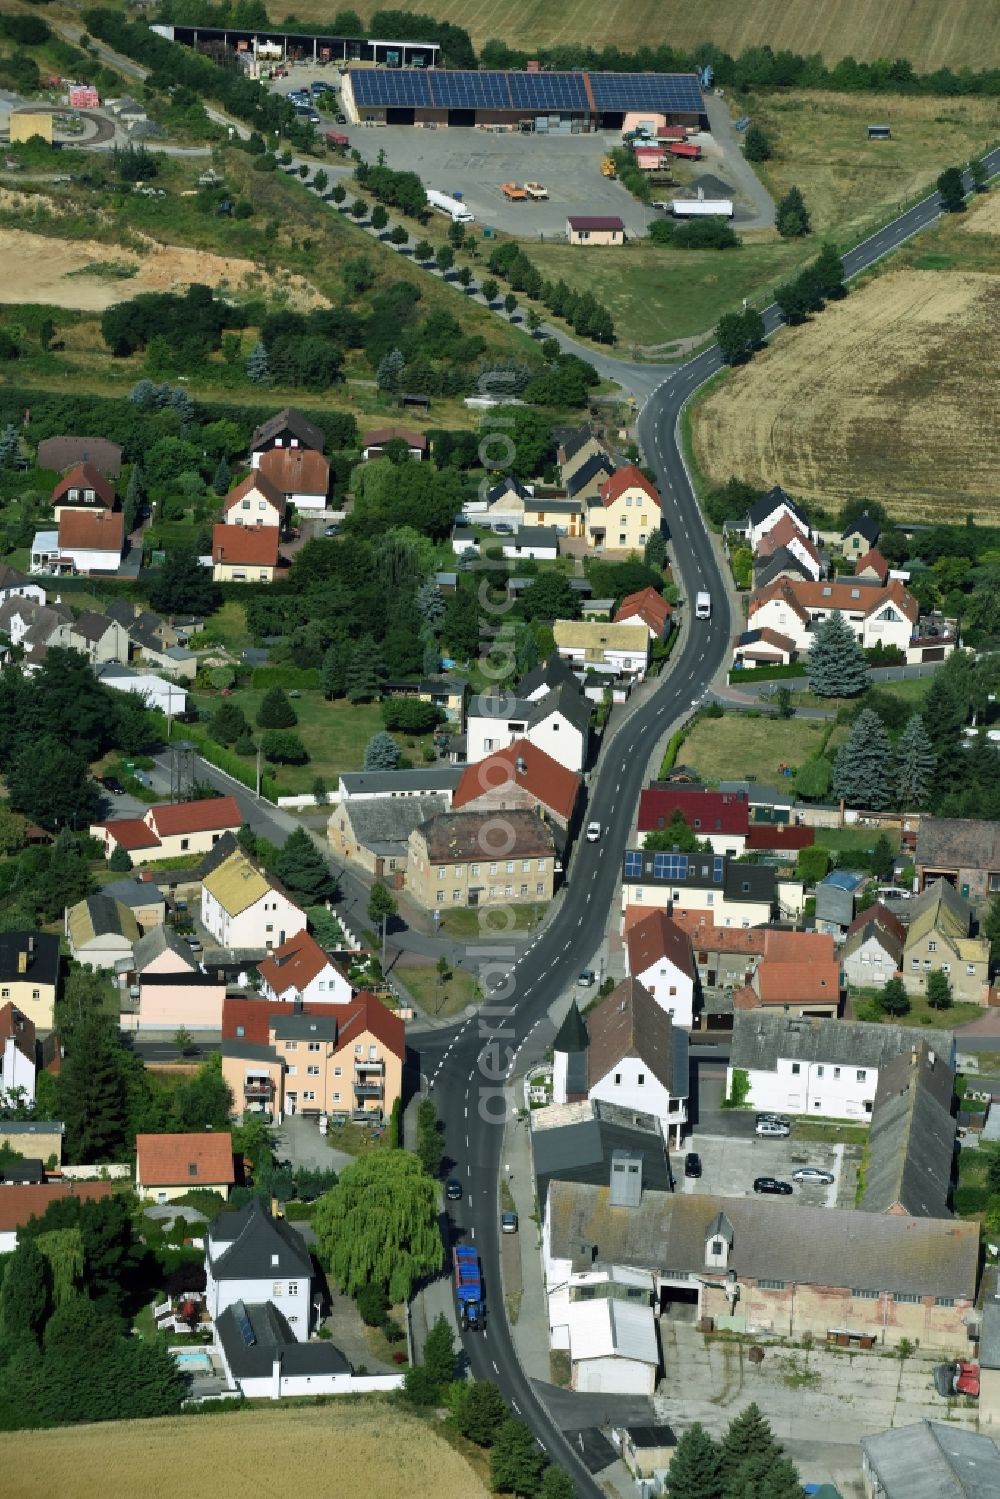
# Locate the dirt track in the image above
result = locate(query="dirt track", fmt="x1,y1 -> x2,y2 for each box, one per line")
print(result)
0,223 -> 326,312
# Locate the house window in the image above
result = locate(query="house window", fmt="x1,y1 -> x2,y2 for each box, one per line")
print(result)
614,1073 -> 621,1085
355,1045 -> 362,1054
637,1073 -> 645,1086
287,1066 -> 297,1076
308,1042 -> 320,1053
520,884 -> 528,896
816,1066 -> 824,1077
285,1041 -> 297,1051
757,1279 -> 786,1291
935,1297 -> 955,1307
333,1092 -> 340,1102
334,1066 -> 341,1077
438,867 -> 446,879
536,883 -> 544,894
32,989 -> 39,1000
538,859 -> 546,871
288,1282 -> 299,1296
522,860 -> 531,873
471,864 -> 480,876
307,1066 -> 320,1076
711,1240 -> 723,1256
852,1288 -> 879,1300
273,1282 -> 283,1296
911,958 -> 919,968
892,1292 -> 919,1304
490,863 -> 498,875
236,1024 -> 245,1039
504,885 -> 513,897
437,891 -> 445,903
506,861 -> 514,874
856,1070 -> 867,1082
833,1067 -> 841,1079
967,963 -> 977,975
928,940 -> 937,953
791,1063 -> 800,1075
180,838 -> 190,851
303,1091 -> 316,1101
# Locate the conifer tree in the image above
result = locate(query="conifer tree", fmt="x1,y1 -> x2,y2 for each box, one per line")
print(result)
894,712 -> 935,808
806,610 -> 869,697
833,707 -> 892,809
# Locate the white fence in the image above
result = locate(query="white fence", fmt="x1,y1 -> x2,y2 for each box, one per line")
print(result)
277,794 -> 339,810
59,1163 -> 132,1181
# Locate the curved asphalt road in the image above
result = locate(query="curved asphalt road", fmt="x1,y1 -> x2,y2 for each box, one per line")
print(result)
420,150 -> 1000,1496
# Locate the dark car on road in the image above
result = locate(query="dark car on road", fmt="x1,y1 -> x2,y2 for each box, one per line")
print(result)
445,1178 -> 462,1201
754,1177 -> 793,1195
101,776 -> 124,795
684,1152 -> 702,1179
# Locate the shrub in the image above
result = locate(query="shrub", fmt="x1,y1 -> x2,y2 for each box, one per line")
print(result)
356,1282 -> 389,1327
953,1183 -> 989,1215
261,730 -> 308,765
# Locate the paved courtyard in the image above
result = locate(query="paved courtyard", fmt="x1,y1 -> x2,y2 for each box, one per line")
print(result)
683,1130 -> 860,1208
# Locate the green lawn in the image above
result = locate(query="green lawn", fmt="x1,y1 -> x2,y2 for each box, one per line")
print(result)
680,711 -> 846,785
394,960 -> 480,1019
813,827 -> 901,855
191,687 -> 388,792
433,903 -> 548,940
791,1119 -> 869,1145
852,990 -> 983,1030
196,600 -> 251,653
528,237 -> 814,353
788,678 -> 931,710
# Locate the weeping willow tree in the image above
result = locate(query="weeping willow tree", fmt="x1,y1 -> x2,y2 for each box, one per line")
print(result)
313,1151 -> 444,1303
37,1227 -> 85,1306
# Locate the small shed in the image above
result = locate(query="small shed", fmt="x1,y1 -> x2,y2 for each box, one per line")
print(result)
567,215 -> 625,246
815,869 -> 868,932
867,124 -> 892,140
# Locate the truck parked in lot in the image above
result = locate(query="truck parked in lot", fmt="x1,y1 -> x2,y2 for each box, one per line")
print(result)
427,188 -> 475,224
672,198 -> 734,219
501,181 -> 527,202
453,1244 -> 484,1330
524,181 -> 548,199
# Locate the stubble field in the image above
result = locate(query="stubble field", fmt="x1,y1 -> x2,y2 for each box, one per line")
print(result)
2,1403 -> 488,1499
690,256 -> 1000,521
288,0 -> 1000,72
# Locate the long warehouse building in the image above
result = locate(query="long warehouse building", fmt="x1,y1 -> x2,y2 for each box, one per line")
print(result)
342,69 -> 705,132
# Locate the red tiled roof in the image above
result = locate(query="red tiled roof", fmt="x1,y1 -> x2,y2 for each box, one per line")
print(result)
222,992 -> 405,1061
258,447 -> 330,497
135,1131 -> 235,1188
568,215 -> 624,231
846,900 -> 906,945
749,576 -> 918,626
599,464 -> 660,510
753,957 -> 841,1005
212,523 -> 279,568
746,825 -> 815,851
333,992 -> 405,1062
147,795 -> 241,839
854,547 -> 889,581
0,1181 -> 114,1233
763,929 -> 836,964
667,910 -> 768,953
96,817 -> 161,851
452,738 -> 581,822
638,787 -> 749,838
0,1001 -> 35,1064
57,508 -> 124,554
362,425 -> 427,451
223,471 -> 286,515
756,513 -> 821,568
258,928 -> 345,999
614,586 -> 672,635
625,909 -> 695,981
51,462 -> 116,509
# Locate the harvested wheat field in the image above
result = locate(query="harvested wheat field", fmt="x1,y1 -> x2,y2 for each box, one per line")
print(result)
330,0 -> 1000,71
960,192 -> 1000,235
2,1402 -> 487,1499
692,269 -> 1000,523
0,226 -> 325,313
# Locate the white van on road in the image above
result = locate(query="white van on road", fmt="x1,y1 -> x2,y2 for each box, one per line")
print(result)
695,591 -> 712,619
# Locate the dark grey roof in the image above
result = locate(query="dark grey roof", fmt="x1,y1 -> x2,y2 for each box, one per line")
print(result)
916,817 -> 1000,876
198,831 -> 242,881
528,682 -> 592,738
625,1425 -> 677,1449
339,767 -> 462,797
104,599 -> 138,628
0,932 -> 60,987
486,476 -> 531,505
103,877 -> 165,910
980,1298 -> 1000,1370
468,692 -> 537,722
747,486 -> 808,530
0,1119 -> 63,1136
553,1000 -> 589,1055
271,1012 -> 338,1042
344,793 -> 450,856
619,851 -> 775,905
141,971 -> 223,989
504,526 -> 559,550
73,609 -> 116,644
859,1044 -> 956,1218
36,435 -> 123,477
842,511 -> 881,544
216,1300 -> 350,1381
723,862 -> 776,903
209,1199 -> 312,1280
566,452 -> 615,497
517,653 -> 582,700
559,425 -> 595,464
730,1012 -> 954,1074
533,1100 -> 673,1209
860,1422 -> 1000,1499
133,923 -> 196,973
250,407 -> 325,455
221,1038 -> 276,1064
716,781 -> 792,807
547,1181 -> 979,1298
753,548 -> 813,589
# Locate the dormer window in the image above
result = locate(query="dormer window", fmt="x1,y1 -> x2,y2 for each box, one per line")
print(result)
712,1239 -> 723,1256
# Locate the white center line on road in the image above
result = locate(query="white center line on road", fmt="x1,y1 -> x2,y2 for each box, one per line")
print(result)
470,1226 -> 475,1239
512,1400 -> 521,1414
492,1359 -> 499,1374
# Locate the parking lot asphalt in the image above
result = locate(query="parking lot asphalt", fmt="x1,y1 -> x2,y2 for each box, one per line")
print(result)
683,1131 -> 859,1208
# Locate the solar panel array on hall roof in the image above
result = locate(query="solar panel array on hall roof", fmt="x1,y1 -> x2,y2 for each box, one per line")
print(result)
350,70 -> 702,114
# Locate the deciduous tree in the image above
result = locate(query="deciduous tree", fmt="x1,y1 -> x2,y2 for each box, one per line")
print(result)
879,977 -> 911,1017
937,166 -> 966,212
926,969 -> 953,1010
491,1418 -> 547,1498
312,1151 -> 443,1302
776,184 -> 811,237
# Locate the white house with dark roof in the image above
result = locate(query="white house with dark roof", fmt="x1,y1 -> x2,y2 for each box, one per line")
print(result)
625,909 -> 697,1028
583,979 -> 689,1144
465,685 -> 590,774
205,1198 -> 313,1340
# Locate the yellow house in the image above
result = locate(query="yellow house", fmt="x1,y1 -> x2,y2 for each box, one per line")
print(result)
0,933 -> 60,1033
135,1131 -> 235,1203
567,214 -> 625,245
587,464 -> 662,552
211,523 -> 279,583
407,809 -> 556,911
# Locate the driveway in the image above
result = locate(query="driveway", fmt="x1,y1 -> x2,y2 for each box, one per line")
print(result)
271,1112 -> 354,1173
702,92 -> 776,229
681,1131 -> 857,1208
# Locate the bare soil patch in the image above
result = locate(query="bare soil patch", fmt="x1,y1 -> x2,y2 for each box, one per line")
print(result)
0,217 -> 326,312
691,268 -> 1000,522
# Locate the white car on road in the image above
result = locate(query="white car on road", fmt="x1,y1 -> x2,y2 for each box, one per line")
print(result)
586,822 -> 602,842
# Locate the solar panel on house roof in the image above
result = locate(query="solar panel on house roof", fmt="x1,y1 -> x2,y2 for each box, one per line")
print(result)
589,72 -> 703,113
351,69 -> 431,106
509,72 -> 588,110
653,852 -> 688,881
236,1307 -> 256,1345
624,851 -> 643,878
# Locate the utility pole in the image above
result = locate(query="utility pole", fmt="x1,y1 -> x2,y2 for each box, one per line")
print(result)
255,743 -> 262,799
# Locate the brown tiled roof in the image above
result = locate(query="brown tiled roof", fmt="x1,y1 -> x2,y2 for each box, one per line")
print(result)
257,928 -> 346,998
258,447 -> 330,497
136,1131 -> 235,1188
614,586 -> 672,634
625,909 -> 695,981
568,215 -> 624,231
51,462 -> 116,509
222,992 -> 404,1062
212,523 -> 279,568
362,425 -> 427,450
415,808 -> 555,863
148,796 -> 241,839
0,1002 -> 35,1064
756,512 -> 821,568
96,817 -> 161,851
846,900 -> 906,945
749,576 -> 918,626
223,471 -> 286,515
746,825 -> 815,851
916,816 -> 1000,874
586,977 -> 675,1093
855,547 -> 889,581
57,509 -> 124,553
599,463 -> 660,510
37,436 -> 122,478
0,1181 -> 114,1232
452,738 -> 581,822
752,957 -> 841,1005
